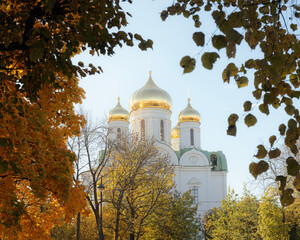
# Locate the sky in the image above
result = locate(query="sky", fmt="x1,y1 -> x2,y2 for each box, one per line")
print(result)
72,0 -> 292,196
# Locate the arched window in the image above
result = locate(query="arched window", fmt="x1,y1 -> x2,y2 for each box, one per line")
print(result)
191,186 -> 198,204
160,120 -> 164,141
190,129 -> 194,146
117,128 -> 121,139
210,154 -> 218,170
141,119 -> 145,140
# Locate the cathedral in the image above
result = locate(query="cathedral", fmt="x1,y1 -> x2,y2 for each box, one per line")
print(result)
107,72 -> 228,215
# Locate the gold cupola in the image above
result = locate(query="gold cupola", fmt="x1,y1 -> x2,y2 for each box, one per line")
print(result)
108,97 -> 129,122
129,72 -> 172,112
178,98 -> 200,123
171,123 -> 180,139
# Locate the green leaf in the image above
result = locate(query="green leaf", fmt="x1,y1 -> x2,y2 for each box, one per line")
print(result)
285,105 -> 295,115
245,59 -> 256,69
228,113 -> 239,125
227,125 -> 237,136
161,10 -> 168,21
276,175 -> 287,191
269,135 -> 276,147
180,56 -> 196,74
294,173 -> 300,190
286,157 -> 299,176
280,189 -> 295,207
236,76 -> 248,88
288,119 -> 297,129
192,32 -> 205,47
204,3 -> 212,11
244,114 -> 257,127
194,20 -> 201,28
212,35 -> 228,50
134,34 -> 143,41
243,101 -> 252,112
201,52 -> 219,70
253,89 -> 262,99
222,63 -> 238,83
278,124 -> 286,135
259,104 -> 269,115
268,148 -> 281,159
255,145 -> 268,159
290,23 -> 297,31
226,29 -> 243,45
249,160 -> 269,179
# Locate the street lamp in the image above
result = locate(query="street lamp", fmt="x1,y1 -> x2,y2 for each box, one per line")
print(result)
98,176 -> 105,240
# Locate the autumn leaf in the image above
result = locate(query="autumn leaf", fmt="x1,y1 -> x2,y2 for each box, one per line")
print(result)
268,148 -> 281,159
212,35 -> 228,50
180,56 -> 196,74
244,114 -> 257,127
193,32 -> 205,47
269,135 -> 276,147
249,160 -> 269,179
201,52 -> 219,70
243,101 -> 252,112
254,145 -> 267,159
236,76 -> 248,88
286,157 -> 299,176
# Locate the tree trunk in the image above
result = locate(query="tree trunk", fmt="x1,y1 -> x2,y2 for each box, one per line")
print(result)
130,233 -> 135,240
76,212 -> 81,240
114,209 -> 120,240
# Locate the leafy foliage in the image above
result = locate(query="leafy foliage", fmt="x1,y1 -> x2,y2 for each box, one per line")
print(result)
204,189 -> 300,240
103,135 -> 175,240
144,191 -> 201,240
0,0 -> 151,237
204,189 -> 261,240
0,0 -> 151,101
252,143 -> 300,206
258,197 -> 290,240
162,0 -> 300,205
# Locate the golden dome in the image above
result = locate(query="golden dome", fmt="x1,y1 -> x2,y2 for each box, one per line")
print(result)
129,72 -> 172,112
171,123 -> 180,139
108,97 -> 129,122
178,98 -> 200,123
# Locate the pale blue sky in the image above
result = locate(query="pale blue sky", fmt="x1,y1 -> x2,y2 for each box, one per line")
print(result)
73,0 -> 291,195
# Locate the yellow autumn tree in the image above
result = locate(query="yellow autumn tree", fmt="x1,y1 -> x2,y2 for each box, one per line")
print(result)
0,0 -> 152,237
103,135 -> 174,240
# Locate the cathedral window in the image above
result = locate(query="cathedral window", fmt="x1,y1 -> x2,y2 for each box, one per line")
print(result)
117,128 -> 121,139
141,119 -> 145,140
190,129 -> 194,146
191,186 -> 198,204
160,120 -> 164,141
210,154 -> 218,170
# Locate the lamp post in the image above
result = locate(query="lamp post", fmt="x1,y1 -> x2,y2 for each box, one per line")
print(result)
98,176 -> 105,240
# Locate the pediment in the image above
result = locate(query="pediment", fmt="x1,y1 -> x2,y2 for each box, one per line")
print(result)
188,177 -> 201,185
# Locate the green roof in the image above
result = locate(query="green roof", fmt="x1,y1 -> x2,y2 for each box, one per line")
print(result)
178,148 -> 228,171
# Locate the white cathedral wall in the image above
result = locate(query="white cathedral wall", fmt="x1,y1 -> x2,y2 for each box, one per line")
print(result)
179,121 -> 201,149
130,108 -> 172,145
175,166 -> 212,216
173,150 -> 227,216
108,121 -> 129,141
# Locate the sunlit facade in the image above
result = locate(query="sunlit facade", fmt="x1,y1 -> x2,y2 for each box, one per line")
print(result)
107,72 -> 228,216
